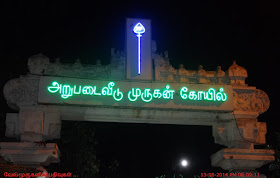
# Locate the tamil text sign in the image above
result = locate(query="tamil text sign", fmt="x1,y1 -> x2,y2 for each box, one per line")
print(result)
38,76 -> 234,111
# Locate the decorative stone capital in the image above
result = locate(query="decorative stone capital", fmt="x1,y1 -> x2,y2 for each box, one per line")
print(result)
3,76 -> 40,110
233,89 -> 270,115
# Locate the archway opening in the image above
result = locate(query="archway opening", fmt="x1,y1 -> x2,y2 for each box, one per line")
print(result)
47,120 -> 226,177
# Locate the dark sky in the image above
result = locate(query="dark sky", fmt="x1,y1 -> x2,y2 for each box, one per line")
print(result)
1,0 -> 280,177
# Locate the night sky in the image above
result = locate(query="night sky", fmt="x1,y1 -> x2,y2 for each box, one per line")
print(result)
1,1 -> 280,177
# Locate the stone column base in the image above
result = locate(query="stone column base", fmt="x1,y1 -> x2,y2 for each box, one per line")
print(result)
0,142 -> 60,166
211,148 -> 275,170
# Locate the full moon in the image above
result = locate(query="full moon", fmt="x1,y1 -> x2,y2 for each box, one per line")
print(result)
181,160 -> 188,167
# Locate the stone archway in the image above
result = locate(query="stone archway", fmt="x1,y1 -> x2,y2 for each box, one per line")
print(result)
0,18 -> 275,177
0,53 -> 274,177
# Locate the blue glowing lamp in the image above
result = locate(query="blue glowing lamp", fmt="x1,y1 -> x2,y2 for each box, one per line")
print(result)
133,22 -> 146,75
133,22 -> 146,35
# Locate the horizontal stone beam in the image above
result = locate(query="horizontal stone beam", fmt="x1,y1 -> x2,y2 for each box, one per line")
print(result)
44,105 -> 234,126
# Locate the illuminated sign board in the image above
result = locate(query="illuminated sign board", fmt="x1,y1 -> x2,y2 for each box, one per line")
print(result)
47,81 -> 227,102
38,76 -> 234,111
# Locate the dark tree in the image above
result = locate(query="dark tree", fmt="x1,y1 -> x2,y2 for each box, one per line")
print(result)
46,121 -> 119,178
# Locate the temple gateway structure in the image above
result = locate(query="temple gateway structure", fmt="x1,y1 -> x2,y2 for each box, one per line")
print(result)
0,18 -> 274,177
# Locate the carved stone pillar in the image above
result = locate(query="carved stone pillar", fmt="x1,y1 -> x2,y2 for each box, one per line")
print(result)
3,75 -> 61,142
211,87 -> 274,175
5,106 -> 61,142
19,106 -> 45,142
212,118 -> 266,149
2,75 -> 61,167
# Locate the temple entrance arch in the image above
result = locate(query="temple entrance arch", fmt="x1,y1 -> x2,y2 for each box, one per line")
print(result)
0,18 -> 274,177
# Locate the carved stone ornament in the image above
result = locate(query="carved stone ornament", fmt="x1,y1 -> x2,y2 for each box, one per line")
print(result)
3,76 -> 39,110
28,53 -> 50,75
233,89 -> 270,114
